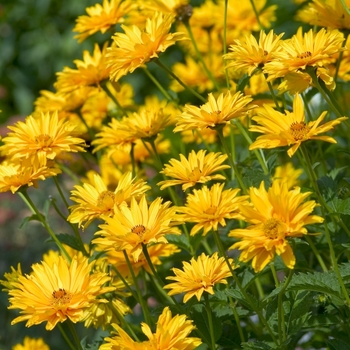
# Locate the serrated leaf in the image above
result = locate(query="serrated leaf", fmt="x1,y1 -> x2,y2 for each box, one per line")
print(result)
339,262 -> 350,284
19,214 -> 41,228
166,233 -> 191,252
305,314 -> 339,327
326,338 -> 350,350
327,197 -> 350,215
317,176 -> 337,200
239,269 -> 256,289
241,340 -> 276,350
225,288 -> 259,310
242,167 -> 271,189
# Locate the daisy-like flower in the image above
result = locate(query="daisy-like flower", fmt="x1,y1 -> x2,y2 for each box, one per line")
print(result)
0,158 -> 61,194
165,252 -> 233,302
100,306 -> 201,350
176,183 -> 248,236
264,27 -> 344,84
249,94 -> 348,157
296,0 -> 350,30
158,150 -> 230,191
105,12 -> 187,82
55,44 -> 110,94
141,0 -> 190,16
229,181 -> 324,272
273,162 -> 303,189
8,255 -> 114,330
73,0 -> 135,42
0,111 -> 86,164
224,30 -> 284,75
173,91 -> 255,132
93,195 -> 180,262
0,263 -> 22,292
12,337 -> 50,350
68,172 -> 150,228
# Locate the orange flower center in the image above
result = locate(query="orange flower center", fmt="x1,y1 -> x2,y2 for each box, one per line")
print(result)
97,190 -> 116,208
263,218 -> 284,240
289,121 -> 310,141
297,51 -> 312,59
204,206 -> 218,215
35,134 -> 52,147
131,224 -> 146,236
51,288 -> 72,306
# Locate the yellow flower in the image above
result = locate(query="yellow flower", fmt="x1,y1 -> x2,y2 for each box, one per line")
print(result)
249,94 -> 348,157
68,172 -> 150,229
176,183 -> 248,236
296,0 -> 350,30
174,91 -> 255,132
229,181 -> 324,272
106,243 -> 180,277
158,150 -> 230,191
141,0 -> 190,16
0,158 -> 61,193
55,44 -> 110,94
12,337 -> 49,350
73,0 -> 135,42
264,28 -> 344,84
8,255 -> 114,330
273,162 -> 303,189
0,111 -> 86,163
0,263 -> 22,292
93,195 -> 180,262
105,12 -> 187,81
225,30 -> 284,76
165,252 -> 233,302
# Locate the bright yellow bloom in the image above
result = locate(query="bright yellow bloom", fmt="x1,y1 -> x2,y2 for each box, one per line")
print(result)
264,28 -> 344,84
0,263 -> 22,292
93,195 -> 180,262
229,181 -> 324,272
165,252 -> 233,303
296,0 -> 350,30
176,183 -> 248,236
100,306 -> 201,350
12,337 -> 49,350
106,12 -> 187,81
0,158 -> 61,193
106,243 -> 180,277
249,94 -> 348,157
8,255 -> 113,330
73,0 -> 135,42
273,162 -> 303,189
55,44 -> 110,94
68,172 -> 150,229
0,111 -> 86,163
174,91 -> 255,132
141,0 -> 190,15
158,150 -> 230,191
225,30 -> 284,75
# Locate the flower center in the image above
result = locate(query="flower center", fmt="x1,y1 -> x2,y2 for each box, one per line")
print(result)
289,121 -> 310,141
51,288 -> 72,306
297,51 -> 312,60
97,190 -> 116,208
204,206 -> 217,215
131,224 -> 146,236
35,134 -> 52,147
263,218 -> 284,240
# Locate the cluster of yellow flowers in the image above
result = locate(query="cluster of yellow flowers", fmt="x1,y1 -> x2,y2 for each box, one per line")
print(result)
1,0 -> 350,349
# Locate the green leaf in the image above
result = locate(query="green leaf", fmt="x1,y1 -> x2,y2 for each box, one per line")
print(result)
317,176 -> 337,200
327,197 -> 350,215
326,338 -> 350,350
225,288 -> 259,310
236,74 -> 251,92
241,167 -> 271,189
166,233 -> 191,252
19,214 -> 41,228
241,341 -> 277,350
305,314 -> 340,327
49,233 -> 81,251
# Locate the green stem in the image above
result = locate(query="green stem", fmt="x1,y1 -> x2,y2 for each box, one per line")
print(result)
212,230 -> 278,344
254,277 -> 265,299
57,323 -> 76,350
305,235 -> 328,272
223,0 -> 230,89
18,190 -> 71,262
184,22 -> 221,91
249,0 -> 263,30
230,297 -> 245,343
154,59 -> 206,103
300,145 -> 350,306
216,127 -> 247,193
123,250 -> 152,325
264,74 -> 283,112
270,263 -> 280,287
204,293 -> 216,350
234,119 -> 268,174
102,82 -> 128,117
67,319 -> 83,350
130,142 -> 136,178
142,244 -> 164,287
229,125 -> 237,181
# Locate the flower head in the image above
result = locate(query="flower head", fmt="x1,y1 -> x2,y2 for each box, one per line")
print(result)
158,150 -> 230,191
229,181 -> 324,272
73,0 -> 135,42
12,337 -> 50,350
8,255 -> 113,330
0,111 -> 86,164
225,30 -> 284,75
176,183 -> 248,236
165,252 -> 233,302
273,162 -> 303,189
68,172 -> 150,228
249,94 -> 348,157
174,91 -> 255,132
93,195 -> 180,262
105,12 -> 187,81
